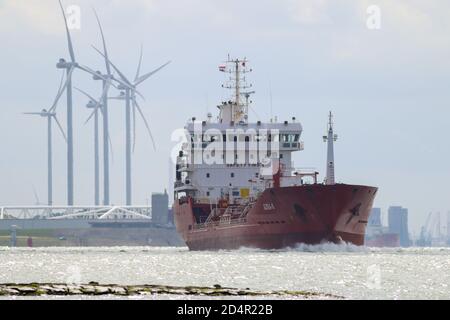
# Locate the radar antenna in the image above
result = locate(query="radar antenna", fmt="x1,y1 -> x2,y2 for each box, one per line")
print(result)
241,90 -> 255,119
219,57 -> 253,123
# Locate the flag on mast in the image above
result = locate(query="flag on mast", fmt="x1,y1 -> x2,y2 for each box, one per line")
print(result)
219,65 -> 226,72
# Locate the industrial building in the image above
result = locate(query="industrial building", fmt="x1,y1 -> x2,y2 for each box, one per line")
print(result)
151,190 -> 170,225
368,208 -> 382,227
365,208 -> 400,247
388,206 -> 410,247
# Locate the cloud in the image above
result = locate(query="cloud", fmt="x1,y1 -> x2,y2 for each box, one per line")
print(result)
0,0 -> 62,35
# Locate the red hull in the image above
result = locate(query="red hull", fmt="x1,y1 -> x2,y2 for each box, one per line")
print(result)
174,184 -> 377,250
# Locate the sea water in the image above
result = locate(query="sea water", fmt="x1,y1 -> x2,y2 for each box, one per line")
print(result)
0,244 -> 449,299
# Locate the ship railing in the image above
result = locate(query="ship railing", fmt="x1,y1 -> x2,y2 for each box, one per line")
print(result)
239,203 -> 254,219
223,206 -> 242,216
188,141 -> 305,151
193,217 -> 248,230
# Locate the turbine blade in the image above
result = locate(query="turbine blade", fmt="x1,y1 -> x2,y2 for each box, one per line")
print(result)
77,64 -> 102,80
53,115 -> 68,142
32,185 -> 40,205
84,108 -> 97,125
49,65 -> 75,113
134,89 -> 146,101
93,8 -> 112,76
100,80 -> 111,105
56,70 -> 66,95
74,87 -> 98,104
105,79 -> 118,91
92,46 -> 131,86
134,44 -> 143,82
79,64 -> 119,90
90,52 -> 132,91
58,0 -> 76,62
135,61 -> 171,86
108,133 -> 114,164
24,112 -> 44,116
134,99 -> 156,151
109,76 -> 129,91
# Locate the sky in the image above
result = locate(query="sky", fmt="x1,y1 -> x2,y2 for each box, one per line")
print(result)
0,0 -> 450,235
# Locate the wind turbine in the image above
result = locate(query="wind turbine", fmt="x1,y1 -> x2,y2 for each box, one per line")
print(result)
54,0 -> 113,206
94,46 -> 171,205
24,74 -> 67,206
92,9 -> 114,206
76,87 -> 115,206
75,88 -> 103,206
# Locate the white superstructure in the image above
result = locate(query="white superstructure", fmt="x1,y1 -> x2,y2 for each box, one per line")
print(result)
175,58 -> 317,205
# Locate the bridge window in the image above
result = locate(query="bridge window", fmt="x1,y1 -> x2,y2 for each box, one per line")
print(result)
281,134 -> 301,143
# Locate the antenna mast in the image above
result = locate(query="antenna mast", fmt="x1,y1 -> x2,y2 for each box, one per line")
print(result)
220,57 -> 252,123
323,111 -> 338,185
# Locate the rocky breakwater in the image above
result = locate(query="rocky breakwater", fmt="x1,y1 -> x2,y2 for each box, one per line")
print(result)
0,282 -> 342,299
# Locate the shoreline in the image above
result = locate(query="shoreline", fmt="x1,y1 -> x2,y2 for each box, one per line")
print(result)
0,282 -> 343,299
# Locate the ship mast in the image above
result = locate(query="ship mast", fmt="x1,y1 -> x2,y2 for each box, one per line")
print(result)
220,56 -> 252,123
323,111 -> 338,185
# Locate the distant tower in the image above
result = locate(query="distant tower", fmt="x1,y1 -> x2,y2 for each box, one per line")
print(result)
10,225 -> 18,247
388,206 -> 410,247
369,208 -> 382,227
323,112 -> 338,185
152,190 -> 169,225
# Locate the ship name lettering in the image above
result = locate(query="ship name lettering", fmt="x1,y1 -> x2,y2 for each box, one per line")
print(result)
263,203 -> 276,211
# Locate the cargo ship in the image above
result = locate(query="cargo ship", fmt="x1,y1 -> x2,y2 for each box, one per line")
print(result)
173,57 -> 377,250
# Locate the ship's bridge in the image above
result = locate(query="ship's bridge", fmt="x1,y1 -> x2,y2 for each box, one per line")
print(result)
184,119 -> 304,152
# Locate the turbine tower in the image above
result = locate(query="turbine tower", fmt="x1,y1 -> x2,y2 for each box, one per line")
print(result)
24,75 -> 67,206
94,47 -> 171,205
92,9 -> 113,205
75,88 -> 103,206
323,111 -> 338,185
